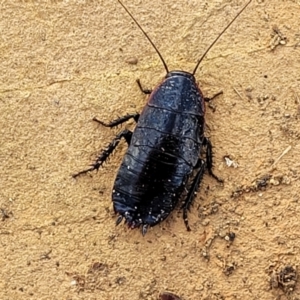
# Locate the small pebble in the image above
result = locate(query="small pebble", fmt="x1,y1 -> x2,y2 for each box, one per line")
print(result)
201,218 -> 210,226
282,176 -> 291,185
126,57 -> 138,65
270,178 -> 279,186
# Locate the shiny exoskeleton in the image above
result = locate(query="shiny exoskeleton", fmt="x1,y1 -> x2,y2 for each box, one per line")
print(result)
73,0 -> 252,235
73,71 -> 221,235
113,71 -> 222,233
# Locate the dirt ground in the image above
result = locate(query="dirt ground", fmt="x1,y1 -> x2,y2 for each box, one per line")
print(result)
1,0 -> 300,299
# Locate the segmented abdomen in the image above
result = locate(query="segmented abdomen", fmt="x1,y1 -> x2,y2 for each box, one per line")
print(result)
112,105 -> 202,227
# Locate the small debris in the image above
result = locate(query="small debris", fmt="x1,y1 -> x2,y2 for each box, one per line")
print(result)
218,230 -> 227,238
223,262 -> 236,276
1,208 -> 11,221
224,156 -> 238,168
40,249 -> 52,260
281,175 -> 291,185
87,262 -> 108,275
201,218 -> 210,226
255,174 -> 271,189
269,178 -> 280,186
270,26 -> 287,51
70,279 -> 77,286
198,202 -> 219,218
256,95 -> 269,106
232,169 -> 295,198
160,255 -> 167,261
66,262 -> 110,292
270,265 -> 297,293
270,145 -> 292,170
225,232 -> 236,242
126,57 -> 138,65
115,276 -> 126,285
245,86 -> 253,100
232,146 -> 292,197
232,86 -> 244,101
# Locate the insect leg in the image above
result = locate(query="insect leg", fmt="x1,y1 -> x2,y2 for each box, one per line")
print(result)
116,215 -> 123,226
93,113 -> 139,128
204,91 -> 223,102
72,129 -> 132,178
136,79 -> 152,95
182,159 -> 206,231
203,137 -> 223,183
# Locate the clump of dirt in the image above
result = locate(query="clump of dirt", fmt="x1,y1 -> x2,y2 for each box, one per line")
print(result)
270,265 -> 298,294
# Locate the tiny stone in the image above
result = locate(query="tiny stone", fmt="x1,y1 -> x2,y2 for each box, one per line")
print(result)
70,280 -> 77,286
160,255 -> 167,261
219,230 -> 227,238
126,57 -> 138,65
282,176 -> 291,185
201,218 -> 210,226
270,178 -> 280,186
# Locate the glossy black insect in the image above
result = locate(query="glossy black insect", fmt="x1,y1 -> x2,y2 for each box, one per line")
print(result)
73,0 -> 252,235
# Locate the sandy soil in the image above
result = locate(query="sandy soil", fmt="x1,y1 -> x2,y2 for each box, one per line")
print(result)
1,0 -> 300,299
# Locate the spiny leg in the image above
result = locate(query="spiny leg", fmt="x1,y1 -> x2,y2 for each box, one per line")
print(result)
93,113 -> 139,128
136,79 -> 152,95
203,90 -> 223,182
72,129 -> 132,178
182,159 -> 206,231
203,137 -> 223,183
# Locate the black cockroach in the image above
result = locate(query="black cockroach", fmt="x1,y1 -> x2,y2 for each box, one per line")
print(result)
73,0 -> 252,235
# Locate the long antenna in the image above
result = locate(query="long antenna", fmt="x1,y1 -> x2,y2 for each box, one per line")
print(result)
192,0 -> 252,75
118,0 -> 169,74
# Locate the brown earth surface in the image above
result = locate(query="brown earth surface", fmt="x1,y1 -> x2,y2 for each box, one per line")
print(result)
1,1 -> 300,299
